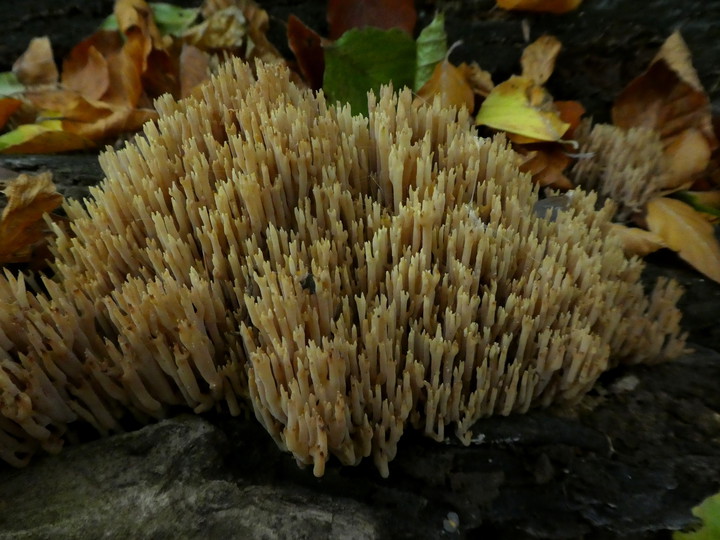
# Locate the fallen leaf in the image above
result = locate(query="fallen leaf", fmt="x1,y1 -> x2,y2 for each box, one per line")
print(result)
414,13 -> 447,92
459,62 -> 494,98
287,15 -> 325,90
241,0 -> 284,64
674,491 -> 720,540
497,0 -> 582,14
182,6 -> 248,50
0,173 -> 63,266
0,119 -> 95,153
645,197 -> 720,283
517,146 -> 574,189
323,27 -> 416,116
0,98 -> 22,130
414,58 -> 474,112
179,44 -> 210,98
610,223 -> 667,257
61,37 -> 111,101
672,190 -> 720,220
475,75 -> 569,142
101,1 -> 199,36
554,100 -> 585,137
520,35 -> 561,86
327,0 -> 416,40
12,37 -> 59,86
0,72 -> 25,96
613,32 -> 717,188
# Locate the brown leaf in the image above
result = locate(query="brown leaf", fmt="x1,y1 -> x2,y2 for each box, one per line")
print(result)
521,35 -> 561,86
554,100 -> 585,137
287,15 -> 325,90
517,146 -> 574,189
496,0 -> 582,14
62,38 -> 111,101
414,59 -> 475,112
459,62 -> 494,98
0,173 -> 63,266
327,0 -> 416,40
610,223 -> 667,257
0,98 -> 22,130
613,32 -> 717,188
645,197 -> 720,283
179,44 -> 210,98
12,37 -> 59,86
242,0 -> 284,64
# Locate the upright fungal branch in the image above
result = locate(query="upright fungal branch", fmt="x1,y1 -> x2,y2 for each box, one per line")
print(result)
0,59 -> 685,476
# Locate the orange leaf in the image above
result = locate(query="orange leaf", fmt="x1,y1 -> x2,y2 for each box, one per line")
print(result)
554,100 -> 585,136
327,0 -> 416,40
0,173 -> 63,266
610,223 -> 667,257
414,59 -> 475,112
12,37 -> 59,87
517,146 -> 574,189
520,35 -> 562,86
287,15 -> 325,90
497,0 -> 582,14
0,98 -> 22,130
645,197 -> 720,283
613,32 -> 717,187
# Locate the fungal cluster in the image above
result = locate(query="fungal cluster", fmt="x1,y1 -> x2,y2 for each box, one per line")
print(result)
0,59 -> 685,476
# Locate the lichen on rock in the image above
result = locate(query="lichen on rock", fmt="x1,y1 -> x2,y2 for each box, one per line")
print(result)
0,59 -> 685,476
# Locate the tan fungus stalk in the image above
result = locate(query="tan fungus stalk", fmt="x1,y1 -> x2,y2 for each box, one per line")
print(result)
0,59 -> 685,476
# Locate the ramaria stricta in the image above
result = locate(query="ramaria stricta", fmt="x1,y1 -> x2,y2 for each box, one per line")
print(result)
0,59 -> 685,477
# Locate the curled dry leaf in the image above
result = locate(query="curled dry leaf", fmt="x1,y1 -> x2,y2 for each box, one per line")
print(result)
610,223 -> 667,257
0,172 -> 63,266
413,59 -> 474,112
287,15 -> 325,90
613,32 -> 718,189
645,197 -> 720,283
462,61 -> 494,98
476,75 -> 569,142
12,37 -> 59,87
496,0 -> 582,14
61,36 -> 112,101
517,145 -> 574,189
521,35 -> 562,86
327,0 -> 416,40
179,44 -> 210,98
0,98 -> 22,130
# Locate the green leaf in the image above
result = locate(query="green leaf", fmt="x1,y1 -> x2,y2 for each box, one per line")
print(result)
100,2 -> 199,36
414,13 -> 447,91
323,27 -> 416,116
674,492 -> 720,540
0,72 -> 25,97
672,191 -> 720,219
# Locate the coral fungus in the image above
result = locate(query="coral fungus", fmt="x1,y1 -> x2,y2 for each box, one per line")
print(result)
0,59 -> 685,476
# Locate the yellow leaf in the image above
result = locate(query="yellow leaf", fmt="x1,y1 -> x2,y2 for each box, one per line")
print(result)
0,119 -> 94,154
521,35 -> 562,86
475,76 -> 569,142
496,0 -> 582,14
646,197 -> 720,283
610,223 -> 667,257
664,128 -> 711,189
414,59 -> 474,112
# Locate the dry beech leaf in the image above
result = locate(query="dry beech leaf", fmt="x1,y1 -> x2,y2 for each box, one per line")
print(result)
0,120 -> 95,154
12,37 -> 59,87
521,35 -> 562,86
613,32 -> 717,189
554,100 -> 585,137
62,38 -> 111,101
476,75 -> 569,142
497,0 -> 582,14
327,0 -> 416,40
179,44 -> 210,98
461,61 -> 494,98
0,172 -> 63,266
414,59 -> 475,112
0,98 -> 22,130
241,0 -> 284,64
646,197 -> 720,283
517,146 -> 574,189
287,15 -> 325,90
610,223 -> 667,257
